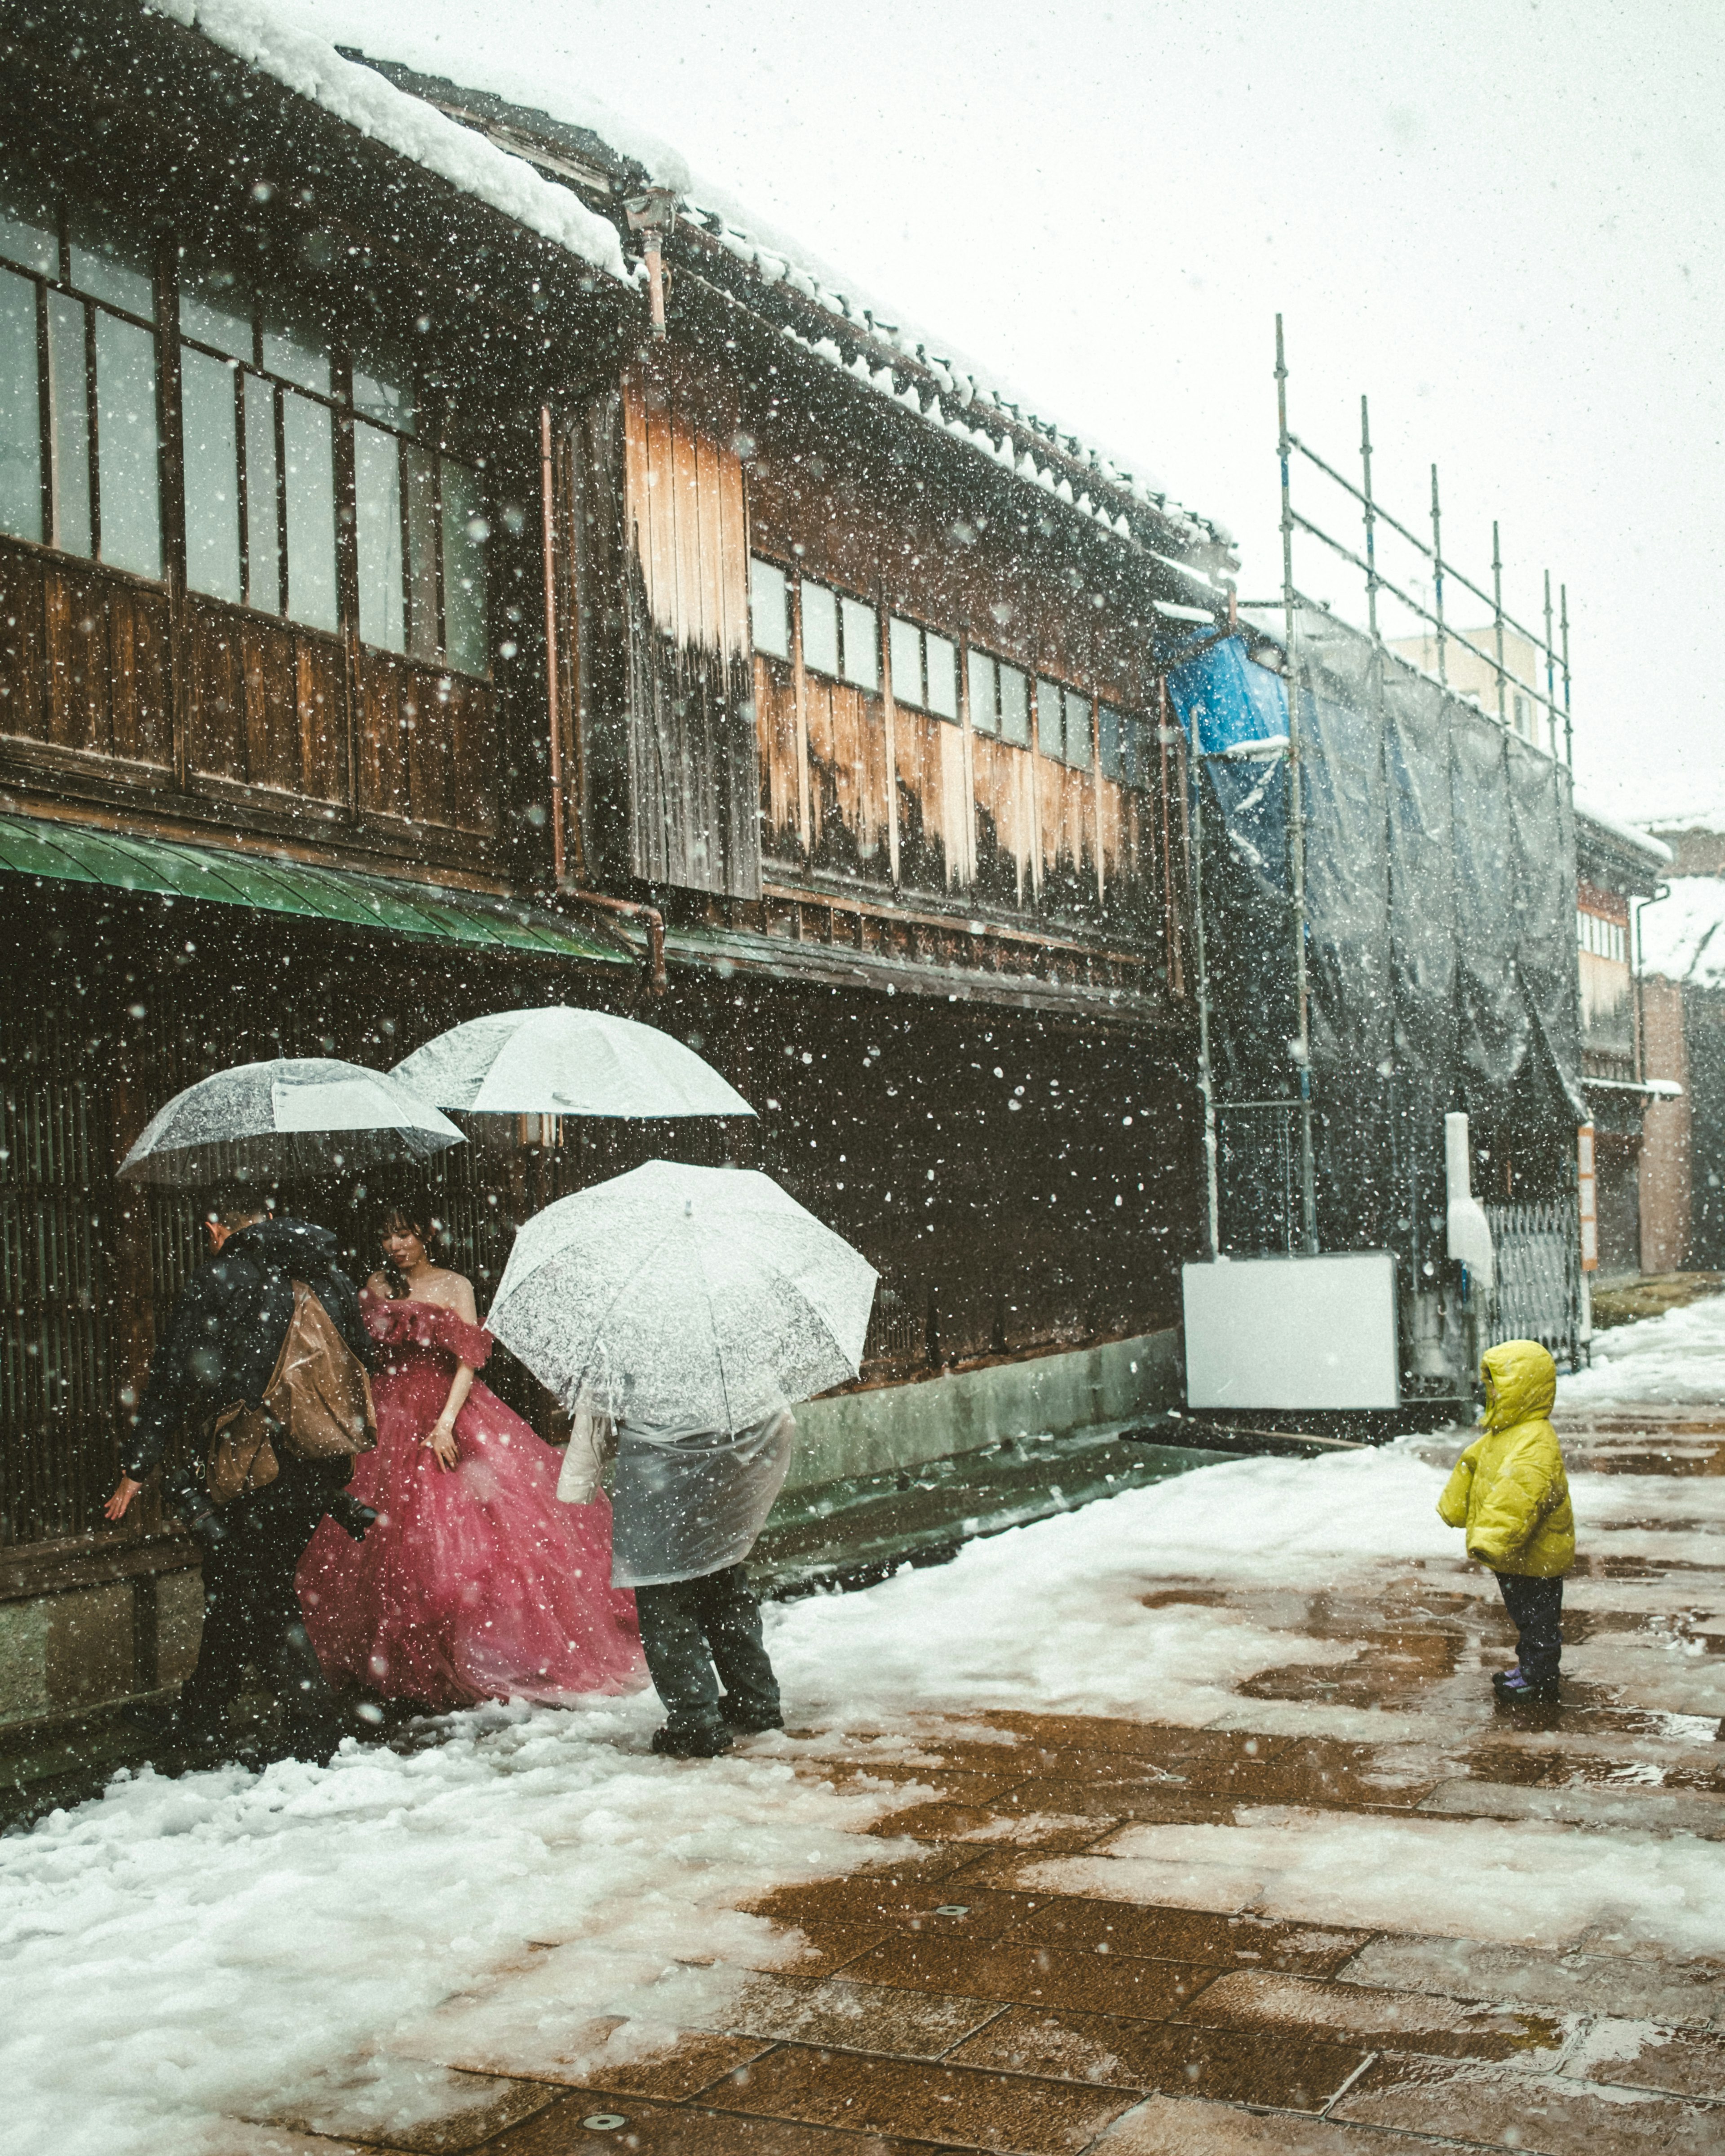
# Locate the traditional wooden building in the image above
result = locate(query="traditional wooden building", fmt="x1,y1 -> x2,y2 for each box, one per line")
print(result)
0,0 -> 1235,1729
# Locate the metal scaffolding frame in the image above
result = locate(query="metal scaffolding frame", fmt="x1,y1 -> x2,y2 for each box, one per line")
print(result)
1269,315 -> 1576,1254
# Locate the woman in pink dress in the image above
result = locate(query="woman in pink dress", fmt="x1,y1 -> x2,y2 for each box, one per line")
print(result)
297,1208 -> 643,1710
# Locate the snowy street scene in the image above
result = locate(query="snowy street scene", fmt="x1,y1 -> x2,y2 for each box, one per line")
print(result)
3,3 -> 1724,2153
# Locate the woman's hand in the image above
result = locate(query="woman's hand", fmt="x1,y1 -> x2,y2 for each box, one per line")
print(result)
104,1477 -> 143,1521
424,1418 -> 460,1470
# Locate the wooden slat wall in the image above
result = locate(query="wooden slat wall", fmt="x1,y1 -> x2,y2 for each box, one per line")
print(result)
743,391 -> 1171,955
619,357 -> 761,899
0,539 -> 498,851
806,676 -> 892,885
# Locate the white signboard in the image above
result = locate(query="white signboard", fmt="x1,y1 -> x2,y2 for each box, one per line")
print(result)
1183,1251 -> 1400,1411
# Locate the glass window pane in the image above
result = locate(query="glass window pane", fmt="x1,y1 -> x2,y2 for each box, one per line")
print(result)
68,208 -> 154,320
999,663 -> 1029,747
281,389 -> 336,631
47,294 -> 90,557
1065,690 -> 1092,768
1038,677 -> 1064,759
889,615 -> 921,707
0,173 -> 57,278
0,269 -> 43,542
262,300 -> 331,397
441,458 -> 489,675
1098,704 -> 1121,781
95,309 -> 161,578
179,261 -> 254,363
750,556 -> 788,658
352,352 -> 416,436
840,594 -> 878,691
801,580 -> 838,676
181,346 -> 240,601
244,373 -> 280,611
354,419 -> 405,653
968,648 -> 997,735
925,631 -> 957,720
405,443 -> 438,661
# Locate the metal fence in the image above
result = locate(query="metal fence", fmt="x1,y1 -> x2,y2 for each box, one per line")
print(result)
1485,1198 -> 1583,1369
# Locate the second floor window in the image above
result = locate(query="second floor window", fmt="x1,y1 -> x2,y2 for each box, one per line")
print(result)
750,555 -> 790,659
801,578 -> 878,690
967,647 -> 1031,747
1039,678 -> 1093,768
890,614 -> 958,720
0,180 -> 162,581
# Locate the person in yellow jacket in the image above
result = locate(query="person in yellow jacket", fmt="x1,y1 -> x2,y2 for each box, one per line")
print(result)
1437,1337 -> 1575,1705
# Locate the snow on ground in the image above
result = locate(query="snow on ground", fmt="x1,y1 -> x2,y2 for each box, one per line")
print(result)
5,1295 -> 1724,2156
1562,1287 -> 1725,1405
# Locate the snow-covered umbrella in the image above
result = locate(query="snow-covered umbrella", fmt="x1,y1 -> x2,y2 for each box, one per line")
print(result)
392,1005 -> 753,1119
487,1159 -> 876,1430
118,1057 -> 465,1189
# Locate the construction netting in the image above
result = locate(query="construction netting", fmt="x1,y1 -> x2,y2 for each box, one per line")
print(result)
1164,612 -> 1581,1268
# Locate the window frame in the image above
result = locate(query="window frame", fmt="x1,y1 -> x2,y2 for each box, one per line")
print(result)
799,573 -> 879,693
0,181 -> 165,580
889,609 -> 959,723
966,643 -> 1032,750
749,552 -> 792,662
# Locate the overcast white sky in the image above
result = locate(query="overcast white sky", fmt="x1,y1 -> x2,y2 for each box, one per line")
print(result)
303,0 -> 1725,826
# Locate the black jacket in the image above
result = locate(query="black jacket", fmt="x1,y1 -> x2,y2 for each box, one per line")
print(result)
121,1218 -> 374,1480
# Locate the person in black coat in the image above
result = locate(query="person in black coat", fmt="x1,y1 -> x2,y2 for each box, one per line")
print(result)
106,1202 -> 376,1756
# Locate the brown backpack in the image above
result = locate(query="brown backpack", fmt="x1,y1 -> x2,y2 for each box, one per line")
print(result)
208,1281 -> 378,1504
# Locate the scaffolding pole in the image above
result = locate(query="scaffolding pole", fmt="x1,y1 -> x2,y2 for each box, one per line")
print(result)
1276,315 -> 1319,1256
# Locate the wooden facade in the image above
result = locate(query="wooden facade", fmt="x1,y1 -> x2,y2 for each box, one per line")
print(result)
0,4 -> 1230,1733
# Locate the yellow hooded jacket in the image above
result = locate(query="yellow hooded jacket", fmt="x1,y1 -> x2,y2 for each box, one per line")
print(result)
1436,1338 -> 1575,1577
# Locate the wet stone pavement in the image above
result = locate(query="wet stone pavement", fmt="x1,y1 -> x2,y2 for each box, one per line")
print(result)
245,1403 -> 1725,2156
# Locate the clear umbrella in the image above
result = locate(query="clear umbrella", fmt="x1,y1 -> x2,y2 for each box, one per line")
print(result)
391,1006 -> 753,1118
487,1159 -> 876,1430
118,1057 -> 465,1189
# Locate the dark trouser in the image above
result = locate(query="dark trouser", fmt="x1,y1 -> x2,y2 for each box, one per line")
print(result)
633,1564 -> 780,1735
178,1454 -> 351,1737
1495,1571 -> 1564,1686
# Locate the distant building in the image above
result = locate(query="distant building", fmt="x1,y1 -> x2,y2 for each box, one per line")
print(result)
1572,810 -> 1672,1279
1638,824 -> 1725,1269
1388,624 -> 1558,752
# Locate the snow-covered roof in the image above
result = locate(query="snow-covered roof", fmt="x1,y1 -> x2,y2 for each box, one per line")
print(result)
164,0 -> 1234,570
1575,800 -> 1674,868
159,0 -> 630,279
1639,877 -> 1725,987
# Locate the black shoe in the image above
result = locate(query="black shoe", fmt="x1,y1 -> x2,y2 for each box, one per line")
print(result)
650,1721 -> 734,1758
718,1697 -> 784,1735
1493,1667 -> 1560,1705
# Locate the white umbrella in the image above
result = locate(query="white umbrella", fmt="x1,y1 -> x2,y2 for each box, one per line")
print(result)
487,1159 -> 876,1430
119,1057 -> 465,1189
391,1006 -> 753,1118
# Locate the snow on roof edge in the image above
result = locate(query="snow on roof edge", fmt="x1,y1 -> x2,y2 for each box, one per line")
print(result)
158,0 -> 629,282
1575,799 -> 1674,867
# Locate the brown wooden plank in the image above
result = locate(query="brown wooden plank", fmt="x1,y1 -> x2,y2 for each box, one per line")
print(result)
296,634 -> 345,804
0,543 -> 48,744
106,584 -> 171,769
185,599 -> 244,780
445,673 -> 495,834
756,657 -> 801,861
406,668 -> 455,830
241,617 -> 299,792
45,566 -> 108,755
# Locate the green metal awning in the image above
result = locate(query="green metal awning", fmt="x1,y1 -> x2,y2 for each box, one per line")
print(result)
0,814 -> 630,967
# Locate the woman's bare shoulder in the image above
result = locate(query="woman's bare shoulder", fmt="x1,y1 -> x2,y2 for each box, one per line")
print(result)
363,1272 -> 396,1301
418,1267 -> 479,1320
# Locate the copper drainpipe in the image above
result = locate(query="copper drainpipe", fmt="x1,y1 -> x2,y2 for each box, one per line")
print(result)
539,402 -> 667,993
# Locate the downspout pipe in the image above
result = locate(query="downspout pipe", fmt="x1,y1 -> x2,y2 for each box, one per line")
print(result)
1445,1111 -> 1495,1295
558,886 -> 668,995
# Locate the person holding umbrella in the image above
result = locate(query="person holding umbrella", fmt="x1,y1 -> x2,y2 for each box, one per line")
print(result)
105,1056 -> 466,1762
104,1197 -> 378,1761
489,1160 -> 878,1760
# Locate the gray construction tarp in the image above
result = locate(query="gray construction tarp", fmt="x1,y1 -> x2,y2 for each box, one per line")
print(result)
1165,614 -> 1580,1261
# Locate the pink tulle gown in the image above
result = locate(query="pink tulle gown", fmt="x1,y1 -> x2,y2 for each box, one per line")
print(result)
297,1294 -> 644,1710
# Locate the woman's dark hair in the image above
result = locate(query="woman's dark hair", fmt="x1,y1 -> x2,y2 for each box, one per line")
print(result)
377,1205 -> 433,1299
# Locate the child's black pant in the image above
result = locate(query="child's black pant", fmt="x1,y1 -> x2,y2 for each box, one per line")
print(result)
1495,1571 -> 1563,1685
633,1564 -> 781,1735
